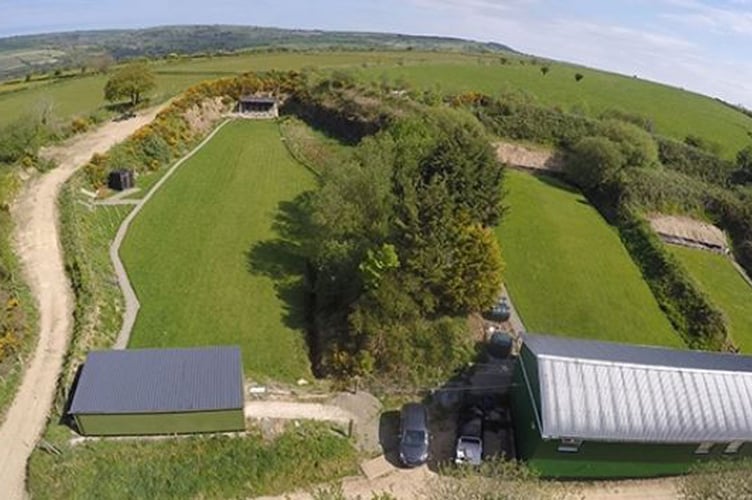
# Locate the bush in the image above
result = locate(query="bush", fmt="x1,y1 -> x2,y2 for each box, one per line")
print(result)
597,119 -> 659,168
69,117 -> 90,134
566,136 -> 625,190
734,144 -> 752,184
600,108 -> 654,132
657,137 -> 735,186
685,134 -> 723,156
621,167 -> 711,215
464,93 -> 600,147
615,209 -> 728,350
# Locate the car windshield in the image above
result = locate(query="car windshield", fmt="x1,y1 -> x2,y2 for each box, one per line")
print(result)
403,430 -> 426,446
460,436 -> 482,445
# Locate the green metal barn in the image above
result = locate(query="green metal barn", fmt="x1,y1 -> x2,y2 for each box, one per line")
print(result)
512,334 -> 752,478
69,346 -> 245,436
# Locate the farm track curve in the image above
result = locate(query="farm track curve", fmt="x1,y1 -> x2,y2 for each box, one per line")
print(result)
0,105 -> 166,500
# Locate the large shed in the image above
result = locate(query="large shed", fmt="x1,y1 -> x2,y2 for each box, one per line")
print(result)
69,346 -> 245,436
512,334 -> 752,478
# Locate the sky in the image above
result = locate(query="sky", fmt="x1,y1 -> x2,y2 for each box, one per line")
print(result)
1,0 -> 751,107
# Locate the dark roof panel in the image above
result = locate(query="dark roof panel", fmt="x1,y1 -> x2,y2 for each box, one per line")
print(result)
239,95 -> 277,104
69,347 -> 244,414
523,333 -> 752,373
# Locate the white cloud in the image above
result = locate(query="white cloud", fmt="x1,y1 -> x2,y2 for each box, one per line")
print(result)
660,0 -> 752,36
407,0 -> 752,107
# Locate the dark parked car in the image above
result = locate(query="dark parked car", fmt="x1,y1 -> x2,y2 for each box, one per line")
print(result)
399,403 -> 429,467
488,297 -> 511,322
455,405 -> 484,465
487,331 -> 513,359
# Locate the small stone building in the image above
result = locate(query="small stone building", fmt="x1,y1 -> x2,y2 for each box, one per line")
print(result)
513,334 -> 752,478
69,346 -> 245,436
237,95 -> 279,118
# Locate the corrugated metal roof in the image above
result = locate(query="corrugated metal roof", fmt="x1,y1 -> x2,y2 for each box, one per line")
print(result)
522,334 -> 752,443
69,347 -> 244,414
524,334 -> 752,372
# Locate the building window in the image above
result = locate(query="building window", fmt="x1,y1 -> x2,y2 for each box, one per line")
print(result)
694,442 -> 714,455
558,438 -> 582,453
724,441 -> 744,454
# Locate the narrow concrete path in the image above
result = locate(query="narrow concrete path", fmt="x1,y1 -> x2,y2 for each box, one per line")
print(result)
111,119 -> 230,349
0,105 -> 165,500
500,284 -> 526,334
244,401 -> 355,424
95,199 -> 140,206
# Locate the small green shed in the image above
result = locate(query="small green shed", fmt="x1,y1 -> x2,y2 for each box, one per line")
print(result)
512,334 -> 752,478
69,346 -> 245,436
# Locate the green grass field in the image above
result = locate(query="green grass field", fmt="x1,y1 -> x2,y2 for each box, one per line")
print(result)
1,50 -> 751,157
28,422 -> 356,499
495,170 -> 680,347
121,120 -> 315,381
668,246 -> 752,352
360,62 -> 752,158
0,51 -> 465,127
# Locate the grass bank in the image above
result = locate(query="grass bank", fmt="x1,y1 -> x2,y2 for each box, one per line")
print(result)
121,120 -> 315,381
57,179 -> 132,399
28,421 -> 356,499
495,170 -> 680,347
669,246 -> 752,352
0,210 -> 37,421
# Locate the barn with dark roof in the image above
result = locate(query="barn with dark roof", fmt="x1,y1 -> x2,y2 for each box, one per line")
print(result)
69,346 -> 245,436
513,334 -> 752,478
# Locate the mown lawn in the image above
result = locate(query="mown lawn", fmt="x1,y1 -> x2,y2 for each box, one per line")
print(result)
495,170 -> 680,347
669,246 -> 752,352
27,422 -> 356,499
121,120 -> 315,381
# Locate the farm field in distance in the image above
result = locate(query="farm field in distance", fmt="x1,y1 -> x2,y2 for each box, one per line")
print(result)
668,246 -> 752,352
0,51 -> 472,127
495,170 -> 681,347
1,50 -> 751,157
120,119 -> 314,381
360,62 -> 752,158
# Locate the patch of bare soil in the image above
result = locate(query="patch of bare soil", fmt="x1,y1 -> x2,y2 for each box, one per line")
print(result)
648,214 -> 728,252
183,96 -> 230,134
495,142 -> 565,172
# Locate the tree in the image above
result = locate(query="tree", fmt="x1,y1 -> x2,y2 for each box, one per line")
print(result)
566,136 -> 625,190
0,114 -> 49,164
736,145 -> 752,183
574,73 -> 584,82
104,62 -> 156,108
439,219 -> 504,312
540,66 -> 550,76
598,119 -> 659,168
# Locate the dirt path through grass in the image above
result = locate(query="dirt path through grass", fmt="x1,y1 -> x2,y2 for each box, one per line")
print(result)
0,105 -> 165,500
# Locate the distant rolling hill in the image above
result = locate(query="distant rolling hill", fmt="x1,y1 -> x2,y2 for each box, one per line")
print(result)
0,25 -> 516,80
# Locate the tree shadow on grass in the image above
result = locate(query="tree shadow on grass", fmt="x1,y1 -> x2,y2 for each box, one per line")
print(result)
246,193 -> 321,372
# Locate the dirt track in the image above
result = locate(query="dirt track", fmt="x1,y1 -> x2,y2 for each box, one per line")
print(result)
0,106 -> 164,500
